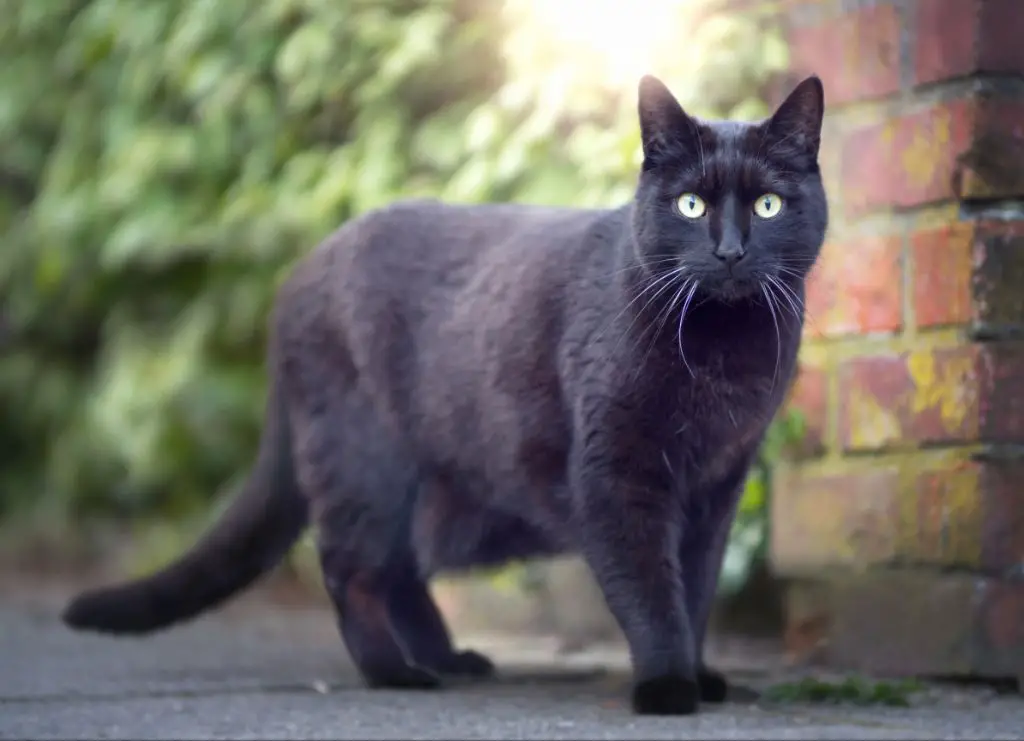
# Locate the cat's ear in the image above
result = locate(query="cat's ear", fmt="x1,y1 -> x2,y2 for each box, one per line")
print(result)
638,75 -> 697,166
764,75 -> 825,160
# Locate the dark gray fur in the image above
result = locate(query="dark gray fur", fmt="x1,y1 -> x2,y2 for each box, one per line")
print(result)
62,75 -> 827,716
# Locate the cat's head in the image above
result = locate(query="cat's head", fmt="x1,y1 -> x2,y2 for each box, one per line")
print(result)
630,75 -> 827,303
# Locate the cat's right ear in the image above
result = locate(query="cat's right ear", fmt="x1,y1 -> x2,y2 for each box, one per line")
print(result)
638,75 -> 696,167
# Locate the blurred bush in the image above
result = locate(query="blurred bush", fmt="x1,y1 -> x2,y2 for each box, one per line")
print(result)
0,0 -> 791,588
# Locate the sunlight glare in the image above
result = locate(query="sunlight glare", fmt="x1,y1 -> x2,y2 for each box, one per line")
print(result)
523,0 -> 687,87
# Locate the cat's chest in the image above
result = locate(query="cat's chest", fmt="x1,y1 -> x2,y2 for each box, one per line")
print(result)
643,358 -> 785,486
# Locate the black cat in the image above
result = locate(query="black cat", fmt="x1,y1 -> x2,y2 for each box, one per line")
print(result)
63,74 -> 827,716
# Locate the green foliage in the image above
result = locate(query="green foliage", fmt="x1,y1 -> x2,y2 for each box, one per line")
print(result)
1,0 -> 791,591
762,677 -> 926,707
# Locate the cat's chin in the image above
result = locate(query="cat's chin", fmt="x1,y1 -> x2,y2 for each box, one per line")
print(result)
702,277 -> 760,303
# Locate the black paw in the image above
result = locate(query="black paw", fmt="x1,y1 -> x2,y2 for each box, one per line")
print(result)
441,649 -> 496,677
364,662 -> 443,690
698,667 -> 729,703
631,674 -> 700,716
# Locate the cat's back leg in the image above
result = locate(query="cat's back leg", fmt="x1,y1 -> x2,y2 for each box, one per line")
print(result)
302,393 -> 494,684
282,328 -> 491,686
278,281 -> 437,687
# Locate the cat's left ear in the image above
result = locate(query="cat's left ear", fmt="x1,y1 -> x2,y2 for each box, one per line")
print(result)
764,75 -> 825,160
638,75 -> 698,166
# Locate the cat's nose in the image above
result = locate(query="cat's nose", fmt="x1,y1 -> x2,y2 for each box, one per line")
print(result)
713,243 -> 746,266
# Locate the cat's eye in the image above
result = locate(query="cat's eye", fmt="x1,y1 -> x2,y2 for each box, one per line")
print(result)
677,193 -> 707,219
753,193 -> 783,219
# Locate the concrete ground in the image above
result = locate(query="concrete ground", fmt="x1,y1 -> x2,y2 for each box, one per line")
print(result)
2,583 -> 1022,740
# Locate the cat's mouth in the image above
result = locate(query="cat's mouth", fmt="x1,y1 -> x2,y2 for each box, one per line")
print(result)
703,273 -> 760,302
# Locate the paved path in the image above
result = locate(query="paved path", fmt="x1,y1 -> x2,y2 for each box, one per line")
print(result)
2,585 -> 1022,739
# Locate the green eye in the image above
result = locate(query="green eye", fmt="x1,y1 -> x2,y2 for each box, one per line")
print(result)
753,193 -> 783,219
677,192 -> 707,219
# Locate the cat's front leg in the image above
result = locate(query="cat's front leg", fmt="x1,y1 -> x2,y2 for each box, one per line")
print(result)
575,465 -> 699,716
681,460 -> 752,704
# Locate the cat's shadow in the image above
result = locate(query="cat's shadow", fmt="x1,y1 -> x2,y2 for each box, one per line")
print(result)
446,667 -> 761,704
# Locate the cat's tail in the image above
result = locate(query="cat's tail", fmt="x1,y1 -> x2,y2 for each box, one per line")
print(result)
61,370 -> 308,635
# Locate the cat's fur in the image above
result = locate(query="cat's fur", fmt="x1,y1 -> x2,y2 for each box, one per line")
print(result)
62,75 -> 827,716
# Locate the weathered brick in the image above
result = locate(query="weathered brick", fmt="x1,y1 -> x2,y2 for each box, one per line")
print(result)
804,235 -> 903,338
911,224 -> 974,329
842,100 -> 974,215
904,461 -> 985,569
782,579 -> 831,665
915,0 -> 1024,85
839,347 -> 981,450
784,364 -> 828,457
841,97 -> 1024,213
911,220 -> 1024,333
838,343 -> 1024,450
771,466 -> 901,572
956,99 -> 1024,201
903,459 -> 1024,573
976,343 -> 1024,442
975,461 -> 1024,575
788,2 -> 901,105
772,457 -> 1024,574
983,581 -> 1024,661
824,571 -> 1024,678
973,220 -> 1024,336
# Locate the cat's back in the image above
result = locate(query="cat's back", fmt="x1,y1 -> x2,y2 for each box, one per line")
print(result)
277,197 -> 618,384
296,198 -> 610,329
331,198 -> 605,278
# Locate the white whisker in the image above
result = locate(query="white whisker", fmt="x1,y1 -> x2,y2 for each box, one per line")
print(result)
764,274 -> 802,324
595,265 -> 686,347
765,273 -> 823,336
676,279 -> 700,379
759,282 -> 782,395
611,267 -> 690,354
635,277 -> 691,377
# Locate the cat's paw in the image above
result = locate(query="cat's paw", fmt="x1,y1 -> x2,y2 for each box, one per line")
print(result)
440,649 -> 496,677
631,674 -> 700,715
698,667 -> 729,703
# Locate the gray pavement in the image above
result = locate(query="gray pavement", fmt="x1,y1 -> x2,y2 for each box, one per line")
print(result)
2,584 -> 1022,740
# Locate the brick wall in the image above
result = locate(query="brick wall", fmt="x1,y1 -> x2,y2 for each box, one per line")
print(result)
768,0 -> 1024,681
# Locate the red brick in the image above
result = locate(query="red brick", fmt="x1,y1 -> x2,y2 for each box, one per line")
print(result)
772,458 -> 1024,574
823,571 -> 1024,678
788,3 -> 901,106
785,364 -> 828,457
911,219 -> 1024,333
839,347 -> 979,450
907,459 -> 1024,572
915,0 -> 1024,85
804,236 -> 903,338
909,463 -> 982,568
839,344 -> 1024,451
842,100 -> 974,215
771,467 -> 901,572
911,224 -> 974,328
